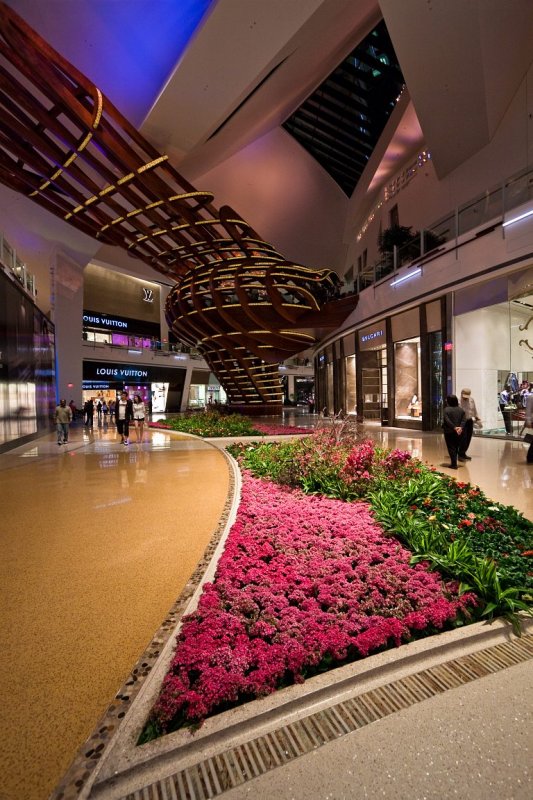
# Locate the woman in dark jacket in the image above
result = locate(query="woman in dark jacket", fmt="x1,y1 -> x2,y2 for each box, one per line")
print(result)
115,390 -> 134,445
442,394 -> 466,469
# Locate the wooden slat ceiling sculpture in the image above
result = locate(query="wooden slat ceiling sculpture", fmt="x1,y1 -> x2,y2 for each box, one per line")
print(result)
0,2 -> 356,413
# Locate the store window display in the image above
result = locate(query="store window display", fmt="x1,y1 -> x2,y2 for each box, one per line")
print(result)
408,394 -> 421,417
454,273 -> 533,436
394,337 -> 422,420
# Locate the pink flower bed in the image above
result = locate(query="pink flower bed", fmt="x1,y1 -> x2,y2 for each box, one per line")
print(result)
253,422 -> 311,435
151,474 -> 475,729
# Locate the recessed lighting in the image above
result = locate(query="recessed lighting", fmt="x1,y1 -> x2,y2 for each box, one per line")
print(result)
390,267 -> 422,287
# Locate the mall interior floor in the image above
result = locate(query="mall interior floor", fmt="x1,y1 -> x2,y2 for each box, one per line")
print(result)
0,416 -> 531,800
0,422 -> 229,800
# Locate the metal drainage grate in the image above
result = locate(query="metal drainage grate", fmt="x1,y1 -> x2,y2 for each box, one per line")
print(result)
120,634 -> 533,800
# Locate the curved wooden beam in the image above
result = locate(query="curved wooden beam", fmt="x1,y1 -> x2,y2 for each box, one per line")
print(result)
0,2 -> 356,412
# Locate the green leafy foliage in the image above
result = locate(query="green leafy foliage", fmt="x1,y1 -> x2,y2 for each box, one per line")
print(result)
155,410 -> 260,438
231,435 -> 533,630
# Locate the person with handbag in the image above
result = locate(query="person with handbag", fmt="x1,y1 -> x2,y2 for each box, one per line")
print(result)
458,388 -> 480,460
132,394 -> 146,444
115,390 -> 133,445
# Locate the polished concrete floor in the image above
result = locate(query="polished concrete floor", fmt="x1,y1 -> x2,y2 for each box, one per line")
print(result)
0,416 -> 531,800
354,423 -> 533,519
0,422 -> 229,800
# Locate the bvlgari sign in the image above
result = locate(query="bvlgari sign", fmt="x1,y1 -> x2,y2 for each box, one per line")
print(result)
359,322 -> 386,350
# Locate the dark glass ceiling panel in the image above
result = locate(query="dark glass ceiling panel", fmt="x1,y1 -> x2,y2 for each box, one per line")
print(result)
283,19 -> 404,197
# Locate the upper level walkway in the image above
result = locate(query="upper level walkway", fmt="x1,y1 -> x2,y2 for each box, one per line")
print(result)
0,417 -> 531,800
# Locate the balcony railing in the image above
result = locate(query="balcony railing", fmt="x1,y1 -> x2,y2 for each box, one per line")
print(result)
350,163 -> 533,292
0,232 -> 37,297
82,336 -> 205,359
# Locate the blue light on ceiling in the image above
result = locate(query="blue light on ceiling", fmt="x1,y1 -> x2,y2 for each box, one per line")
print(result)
6,0 -> 215,127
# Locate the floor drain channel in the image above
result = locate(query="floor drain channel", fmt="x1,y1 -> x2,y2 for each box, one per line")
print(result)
119,634 -> 533,800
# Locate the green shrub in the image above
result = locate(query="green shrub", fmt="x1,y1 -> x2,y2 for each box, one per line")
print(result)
231,435 -> 533,629
158,410 -> 259,438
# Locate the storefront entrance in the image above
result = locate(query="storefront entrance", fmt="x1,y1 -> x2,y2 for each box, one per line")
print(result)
454,267 -> 533,437
361,349 -> 387,422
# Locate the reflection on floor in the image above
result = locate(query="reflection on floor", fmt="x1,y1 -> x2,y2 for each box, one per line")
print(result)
360,423 -> 532,520
0,421 -> 229,800
0,414 -> 531,800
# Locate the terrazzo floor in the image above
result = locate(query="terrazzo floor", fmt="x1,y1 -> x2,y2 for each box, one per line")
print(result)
0,415 -> 531,800
0,422 -> 229,800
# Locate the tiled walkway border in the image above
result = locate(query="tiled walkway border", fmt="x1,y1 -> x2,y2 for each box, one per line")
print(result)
101,631 -> 533,800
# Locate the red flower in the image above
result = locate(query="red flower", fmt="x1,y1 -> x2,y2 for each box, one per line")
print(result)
150,473 -> 475,729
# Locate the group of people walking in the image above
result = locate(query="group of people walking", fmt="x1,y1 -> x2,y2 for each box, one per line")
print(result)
55,392 -> 147,446
443,386 -> 533,467
115,392 -> 146,445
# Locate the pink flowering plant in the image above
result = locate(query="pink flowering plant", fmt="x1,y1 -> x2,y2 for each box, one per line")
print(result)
232,436 -> 531,624
140,435 -> 531,741
229,434 -> 421,499
142,473 -> 475,738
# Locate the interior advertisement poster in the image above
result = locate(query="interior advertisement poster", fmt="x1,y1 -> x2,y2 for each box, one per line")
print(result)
151,383 -> 169,413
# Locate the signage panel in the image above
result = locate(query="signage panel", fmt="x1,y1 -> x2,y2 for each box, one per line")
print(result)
83,309 -> 160,338
83,360 -> 186,383
359,322 -> 386,351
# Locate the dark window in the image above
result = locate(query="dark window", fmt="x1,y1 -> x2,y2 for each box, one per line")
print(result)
282,20 -> 404,197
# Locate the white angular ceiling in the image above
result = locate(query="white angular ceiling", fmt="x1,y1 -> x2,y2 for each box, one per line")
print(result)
2,0 -> 532,284
380,0 -> 533,178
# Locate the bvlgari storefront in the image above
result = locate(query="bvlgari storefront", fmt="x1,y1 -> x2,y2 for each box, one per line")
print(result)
315,298 -> 447,430
358,323 -> 387,423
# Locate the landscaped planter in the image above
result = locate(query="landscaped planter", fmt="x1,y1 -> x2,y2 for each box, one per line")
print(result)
139,435 -> 532,741
149,410 -> 310,437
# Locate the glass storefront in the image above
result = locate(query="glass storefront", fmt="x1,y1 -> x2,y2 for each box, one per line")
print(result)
82,360 -> 186,414
361,349 -> 387,421
315,304 -> 445,431
190,383 -> 228,407
345,354 -> 356,414
454,267 -> 533,437
358,322 -> 387,423
0,269 -> 55,448
429,331 -> 444,429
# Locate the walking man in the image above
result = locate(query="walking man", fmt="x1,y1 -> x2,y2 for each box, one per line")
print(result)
55,398 -> 72,445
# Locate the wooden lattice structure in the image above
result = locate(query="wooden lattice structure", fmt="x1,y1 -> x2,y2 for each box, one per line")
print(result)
0,2 -> 356,412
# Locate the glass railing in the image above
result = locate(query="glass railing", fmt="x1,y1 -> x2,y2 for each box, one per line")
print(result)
353,163 -> 533,291
82,335 -> 204,359
0,232 -> 37,297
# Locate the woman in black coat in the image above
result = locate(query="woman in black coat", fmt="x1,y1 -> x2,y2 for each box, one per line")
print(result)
115,390 -> 134,445
442,394 -> 466,469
